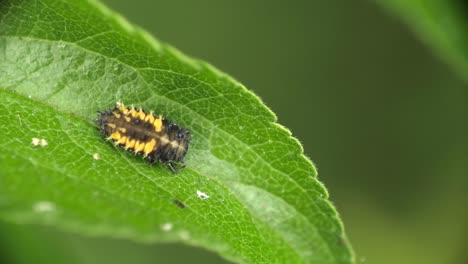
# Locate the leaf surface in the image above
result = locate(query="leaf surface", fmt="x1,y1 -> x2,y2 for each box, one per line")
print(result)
0,0 -> 353,263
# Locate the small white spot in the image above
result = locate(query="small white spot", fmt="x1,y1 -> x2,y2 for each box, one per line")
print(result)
33,201 -> 56,213
39,139 -> 48,147
31,138 -> 40,146
196,190 -> 209,200
32,138 -> 48,147
28,95 -> 32,98
160,222 -> 173,232
93,153 -> 100,160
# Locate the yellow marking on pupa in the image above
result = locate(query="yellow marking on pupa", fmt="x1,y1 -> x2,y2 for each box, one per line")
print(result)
124,116 -> 131,122
160,134 -> 170,145
143,139 -> 157,155
112,112 -> 121,118
111,131 -> 121,140
177,144 -> 186,152
137,110 -> 146,120
125,138 -> 136,149
128,108 -> 138,117
145,113 -> 155,123
118,136 -> 127,145
170,140 -> 179,148
154,117 -> 163,132
134,141 -> 145,153
117,103 -> 128,114
118,127 -> 126,133
107,123 -> 116,129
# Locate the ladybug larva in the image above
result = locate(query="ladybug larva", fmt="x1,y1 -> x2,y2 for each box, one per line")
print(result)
96,103 -> 191,172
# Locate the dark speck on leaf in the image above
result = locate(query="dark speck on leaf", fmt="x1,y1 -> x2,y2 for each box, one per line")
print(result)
173,199 -> 186,209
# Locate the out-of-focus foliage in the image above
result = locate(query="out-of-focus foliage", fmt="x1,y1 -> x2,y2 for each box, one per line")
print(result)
376,0 -> 468,82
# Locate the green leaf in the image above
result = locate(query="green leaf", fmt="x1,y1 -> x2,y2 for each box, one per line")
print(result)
374,0 -> 468,82
0,0 -> 353,263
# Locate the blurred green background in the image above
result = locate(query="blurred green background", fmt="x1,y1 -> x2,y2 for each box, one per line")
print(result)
1,0 -> 465,263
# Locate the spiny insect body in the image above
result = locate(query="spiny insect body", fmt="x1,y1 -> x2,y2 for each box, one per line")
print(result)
96,103 -> 191,172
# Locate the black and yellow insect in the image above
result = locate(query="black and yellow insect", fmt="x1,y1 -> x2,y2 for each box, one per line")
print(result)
96,103 -> 191,172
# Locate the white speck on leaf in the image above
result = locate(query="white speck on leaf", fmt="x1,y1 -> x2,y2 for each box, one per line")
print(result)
39,139 -> 48,147
31,138 -> 40,146
32,138 -> 48,147
33,201 -> 56,213
160,223 -> 173,232
93,153 -> 100,160
196,190 -> 209,200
